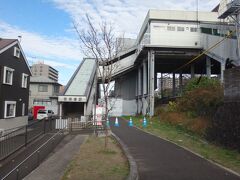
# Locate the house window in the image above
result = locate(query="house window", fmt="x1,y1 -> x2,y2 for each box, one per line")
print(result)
14,47 -> 21,58
22,103 -> 25,116
190,27 -> 198,32
167,26 -> 175,31
177,27 -> 185,31
3,66 -> 14,85
38,84 -> 48,92
4,101 -> 16,118
22,73 -> 28,88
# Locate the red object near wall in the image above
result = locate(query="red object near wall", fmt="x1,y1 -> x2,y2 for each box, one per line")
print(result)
32,106 -> 45,120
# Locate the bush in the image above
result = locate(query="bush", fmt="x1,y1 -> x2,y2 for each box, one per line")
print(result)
178,77 -> 223,117
184,77 -> 221,93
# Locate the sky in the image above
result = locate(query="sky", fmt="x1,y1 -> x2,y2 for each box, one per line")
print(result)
0,0 -> 219,85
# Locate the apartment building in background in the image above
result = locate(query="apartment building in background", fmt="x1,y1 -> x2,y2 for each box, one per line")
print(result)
30,62 -> 58,82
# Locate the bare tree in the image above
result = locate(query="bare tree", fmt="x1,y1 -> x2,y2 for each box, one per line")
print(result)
74,15 -> 123,148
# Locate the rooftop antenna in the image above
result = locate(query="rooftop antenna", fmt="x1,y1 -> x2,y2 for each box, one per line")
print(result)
18,35 -> 22,43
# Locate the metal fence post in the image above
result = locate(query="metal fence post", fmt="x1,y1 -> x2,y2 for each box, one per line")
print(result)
43,119 -> 46,134
25,126 -> 28,146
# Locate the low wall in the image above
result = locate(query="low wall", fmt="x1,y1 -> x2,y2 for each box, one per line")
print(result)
224,67 -> 240,102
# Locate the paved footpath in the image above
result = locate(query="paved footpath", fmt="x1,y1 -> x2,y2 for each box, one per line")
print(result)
24,134 -> 87,180
111,118 -> 240,180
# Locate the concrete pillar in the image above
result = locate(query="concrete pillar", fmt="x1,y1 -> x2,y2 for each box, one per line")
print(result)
148,50 -> 155,117
221,61 -> 225,82
161,73 -> 163,98
179,72 -> 183,94
143,61 -> 147,95
138,66 -> 142,96
191,64 -> 195,78
172,73 -> 176,97
84,103 -> 87,116
206,56 -> 211,78
137,66 -> 142,114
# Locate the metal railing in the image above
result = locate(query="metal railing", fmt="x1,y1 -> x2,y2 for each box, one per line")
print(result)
0,118 -> 55,161
1,129 -> 65,180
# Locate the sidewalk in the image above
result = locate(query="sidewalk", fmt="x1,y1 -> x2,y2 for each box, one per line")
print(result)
111,118 -> 240,180
24,134 -> 87,180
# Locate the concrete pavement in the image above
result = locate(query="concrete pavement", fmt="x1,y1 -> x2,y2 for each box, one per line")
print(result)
111,118 -> 240,180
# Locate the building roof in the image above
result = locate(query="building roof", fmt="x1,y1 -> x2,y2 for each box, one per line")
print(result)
0,39 -> 17,50
0,38 -> 32,75
30,76 -> 61,85
64,58 -> 96,96
136,10 -> 221,44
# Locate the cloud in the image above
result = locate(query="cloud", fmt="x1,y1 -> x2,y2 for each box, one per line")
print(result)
52,0 -> 220,38
0,21 -> 83,63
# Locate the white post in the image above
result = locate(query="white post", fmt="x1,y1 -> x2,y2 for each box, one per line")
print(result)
148,50 -> 155,117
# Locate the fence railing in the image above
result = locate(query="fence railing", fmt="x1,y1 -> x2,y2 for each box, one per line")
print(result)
0,117 -> 106,161
1,129 -> 65,180
0,118 -> 56,161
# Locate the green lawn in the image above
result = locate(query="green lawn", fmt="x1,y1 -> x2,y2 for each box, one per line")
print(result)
123,116 -> 240,174
62,136 -> 129,180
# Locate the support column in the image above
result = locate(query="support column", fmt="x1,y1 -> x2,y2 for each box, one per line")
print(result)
221,61 -> 225,83
148,50 -> 155,117
206,56 -> 211,78
138,66 -> 142,114
84,103 -> 87,116
172,73 -> 176,97
191,64 -> 195,78
161,73 -> 163,98
179,72 -> 183,94
143,61 -> 147,95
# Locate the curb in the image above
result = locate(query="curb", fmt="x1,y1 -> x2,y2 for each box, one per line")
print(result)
132,124 -> 240,178
111,132 -> 139,180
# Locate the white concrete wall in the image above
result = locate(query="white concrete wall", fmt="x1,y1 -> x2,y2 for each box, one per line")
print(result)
108,98 -> 138,116
150,21 -> 201,48
0,116 -> 27,131
108,98 -> 123,117
122,99 -> 138,116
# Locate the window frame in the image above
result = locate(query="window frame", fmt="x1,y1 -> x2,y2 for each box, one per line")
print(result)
38,84 -> 48,92
3,66 -> 14,85
21,73 -> 28,88
14,47 -> 21,58
167,26 -> 176,31
4,101 -> 16,118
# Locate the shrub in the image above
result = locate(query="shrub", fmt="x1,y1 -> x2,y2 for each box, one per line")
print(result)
178,77 -> 223,117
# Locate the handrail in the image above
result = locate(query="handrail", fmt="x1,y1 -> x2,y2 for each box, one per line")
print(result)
1,127 -> 66,180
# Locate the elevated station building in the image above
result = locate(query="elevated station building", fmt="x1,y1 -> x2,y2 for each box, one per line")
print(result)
59,3 -> 240,118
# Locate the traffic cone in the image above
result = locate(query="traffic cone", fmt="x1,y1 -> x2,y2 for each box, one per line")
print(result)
128,117 -> 133,127
143,117 -> 147,127
114,117 -> 119,127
